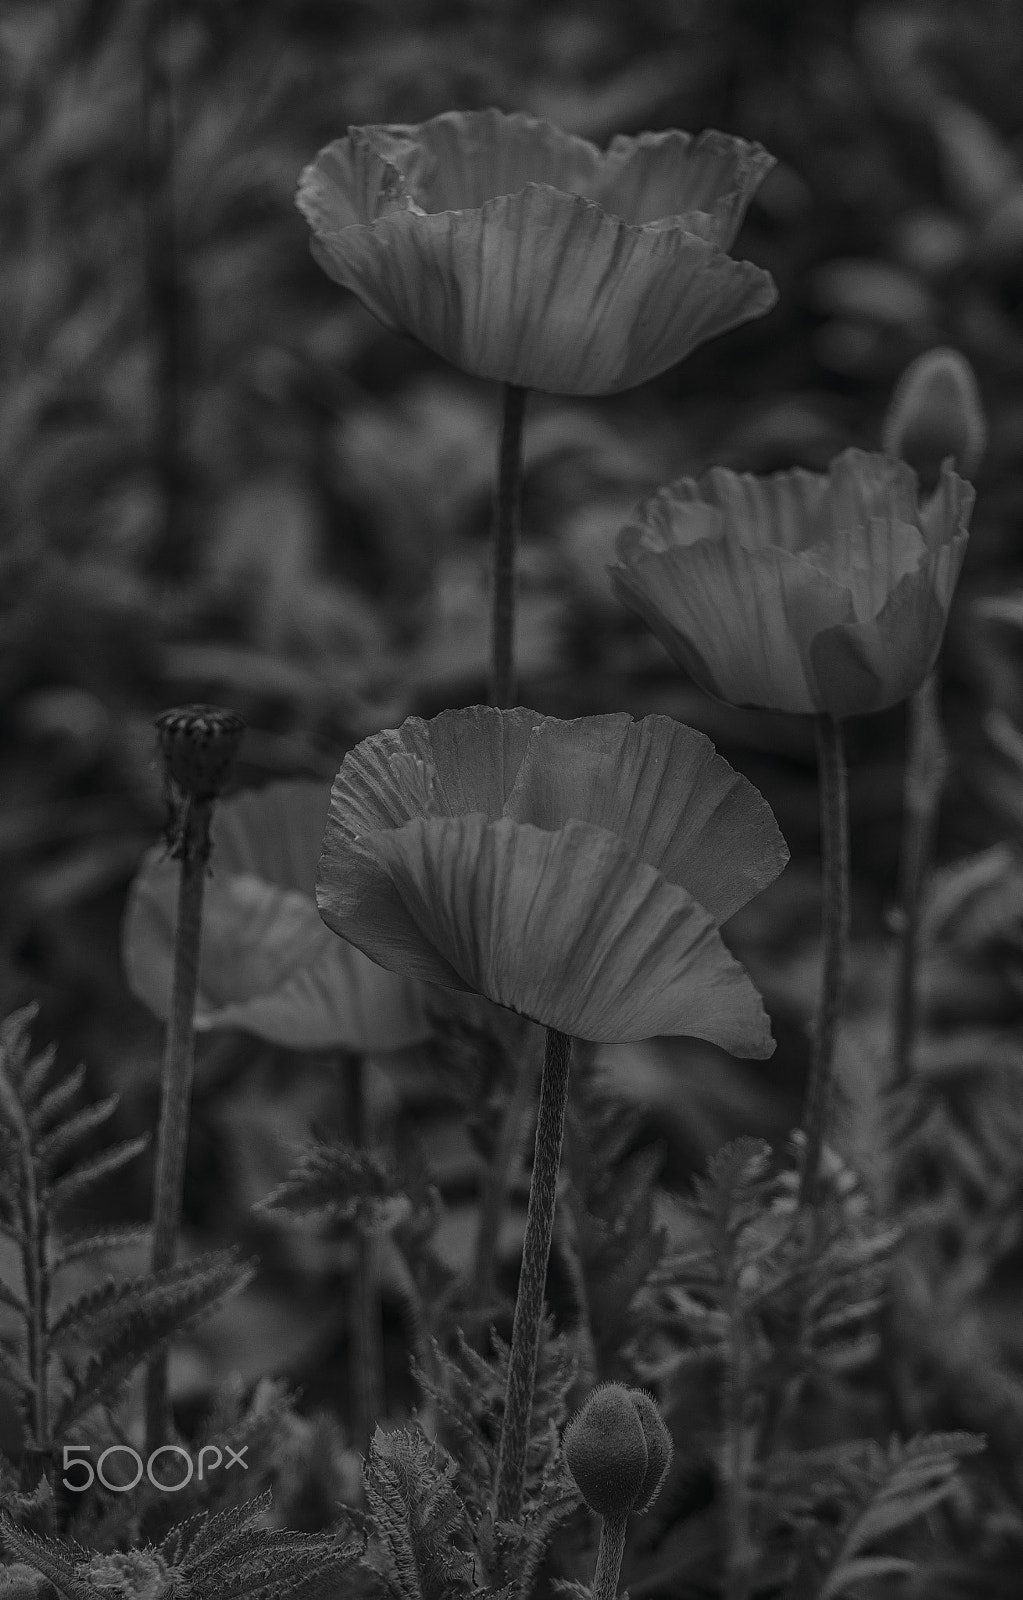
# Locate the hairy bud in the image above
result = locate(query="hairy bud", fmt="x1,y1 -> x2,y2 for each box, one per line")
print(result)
563,1382 -> 649,1516
628,1389 -> 674,1512
882,346 -> 986,491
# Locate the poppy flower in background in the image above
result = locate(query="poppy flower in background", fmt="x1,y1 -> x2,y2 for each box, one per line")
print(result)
296,108 -> 778,395
316,707 -> 788,1051
124,782 -> 430,1052
609,449 -> 974,718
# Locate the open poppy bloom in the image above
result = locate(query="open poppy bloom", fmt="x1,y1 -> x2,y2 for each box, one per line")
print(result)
316,708 -> 788,1050
610,449 -> 974,717
124,782 -> 430,1051
297,108 -> 777,395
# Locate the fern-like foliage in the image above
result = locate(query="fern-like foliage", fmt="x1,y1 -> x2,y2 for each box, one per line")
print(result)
1,1488 -> 355,1599
410,1318 -> 582,1599
0,1005 -> 251,1497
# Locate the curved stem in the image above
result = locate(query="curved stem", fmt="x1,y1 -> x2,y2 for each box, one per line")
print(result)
493,1027 -> 572,1524
146,796 -> 212,1451
489,383 -> 527,708
798,716 -> 850,1213
892,672 -> 947,1090
592,1512 -> 629,1600
345,1050 -> 384,1459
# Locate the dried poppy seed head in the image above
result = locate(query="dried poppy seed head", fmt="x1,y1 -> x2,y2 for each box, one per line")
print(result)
155,704 -> 246,800
628,1389 -> 674,1512
563,1382 -> 649,1516
882,346 -> 986,490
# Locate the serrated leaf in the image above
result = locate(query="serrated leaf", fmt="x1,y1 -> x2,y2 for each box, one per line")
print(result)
53,1251 -> 251,1432
364,1425 -> 475,1600
260,1139 -> 410,1230
35,1094 -> 120,1173
27,1065 -> 87,1138
52,1224 -> 150,1268
47,1134 -> 149,1211
0,1520 -> 97,1600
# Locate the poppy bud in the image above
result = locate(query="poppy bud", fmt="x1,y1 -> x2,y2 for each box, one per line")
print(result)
155,704 -> 246,800
628,1389 -> 674,1512
882,347 -> 986,491
564,1382 -> 649,1516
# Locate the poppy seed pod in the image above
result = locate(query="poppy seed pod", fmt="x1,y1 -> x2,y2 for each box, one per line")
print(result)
610,449 -> 974,718
628,1389 -> 674,1512
564,1384 -> 649,1516
297,108 -> 777,396
883,346 -> 986,490
155,704 -> 246,800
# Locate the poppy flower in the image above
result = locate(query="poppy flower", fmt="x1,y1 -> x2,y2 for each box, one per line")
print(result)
316,707 -> 788,1051
124,781 -> 430,1052
609,448 -> 974,718
296,108 -> 777,396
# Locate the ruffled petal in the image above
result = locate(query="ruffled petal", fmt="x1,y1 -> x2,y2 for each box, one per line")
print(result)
211,781 -> 329,889
124,854 -> 430,1050
504,713 -> 788,922
360,108 -> 605,213
296,127 -> 419,231
611,537 -> 854,712
307,185 -> 777,394
356,814 -> 773,1050
597,128 -> 775,242
920,459 -> 976,551
809,530 -> 970,715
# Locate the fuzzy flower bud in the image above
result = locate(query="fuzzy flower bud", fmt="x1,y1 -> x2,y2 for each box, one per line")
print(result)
155,704 -> 246,800
563,1382 -> 649,1516
628,1389 -> 674,1512
882,346 -> 986,491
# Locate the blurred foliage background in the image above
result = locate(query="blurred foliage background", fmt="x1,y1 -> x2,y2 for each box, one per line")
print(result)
4,0 -> 1023,1428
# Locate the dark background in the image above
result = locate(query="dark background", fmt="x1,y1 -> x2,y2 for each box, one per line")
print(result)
3,0 -> 1023,1414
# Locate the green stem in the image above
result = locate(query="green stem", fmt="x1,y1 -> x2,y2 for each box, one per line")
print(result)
146,796 -> 211,1452
468,1032 -> 539,1331
345,1049 -> 384,1459
489,383 -> 527,708
892,672 -> 948,1090
592,1512 -> 628,1600
493,1026 -> 572,1524
797,715 -> 850,1213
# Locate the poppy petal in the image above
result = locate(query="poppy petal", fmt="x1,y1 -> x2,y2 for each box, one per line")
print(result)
597,128 -> 775,242
348,814 -> 773,1051
503,713 -> 788,922
611,538 -> 854,713
306,184 -> 777,395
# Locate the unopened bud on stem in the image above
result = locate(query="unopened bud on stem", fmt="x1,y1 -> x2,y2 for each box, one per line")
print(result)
882,346 -> 986,491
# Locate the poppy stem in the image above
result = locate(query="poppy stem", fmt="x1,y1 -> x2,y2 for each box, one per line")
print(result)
797,715 -> 850,1212
146,795 -> 212,1452
489,383 -> 528,707
494,1025 -> 572,1524
344,1049 -> 385,1460
468,1030 -> 539,1333
892,672 -> 947,1090
592,1511 -> 629,1600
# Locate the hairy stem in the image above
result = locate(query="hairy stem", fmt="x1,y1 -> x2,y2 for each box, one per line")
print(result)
592,1512 -> 629,1600
798,715 -> 850,1212
345,1049 -> 384,1459
892,672 -> 948,1089
489,383 -> 527,708
493,1026 -> 572,1524
146,797 -> 211,1451
468,1031 -> 539,1330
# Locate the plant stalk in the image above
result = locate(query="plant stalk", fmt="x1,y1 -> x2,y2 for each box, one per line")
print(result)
468,1030 -> 539,1330
489,383 -> 527,708
798,715 -> 850,1212
892,671 -> 948,1089
146,796 -> 212,1451
592,1512 -> 629,1600
493,1026 -> 572,1524
344,1049 -> 384,1459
